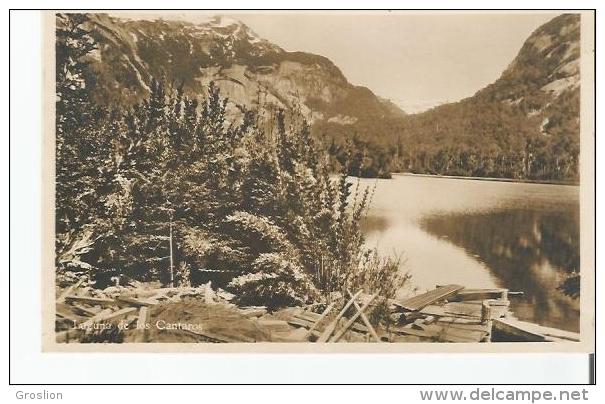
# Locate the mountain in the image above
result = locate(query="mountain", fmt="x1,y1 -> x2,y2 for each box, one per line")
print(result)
72,13 -> 582,181
394,14 -> 581,182
78,14 -> 405,135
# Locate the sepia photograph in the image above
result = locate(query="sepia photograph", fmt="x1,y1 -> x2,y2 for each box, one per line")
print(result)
43,10 -> 595,350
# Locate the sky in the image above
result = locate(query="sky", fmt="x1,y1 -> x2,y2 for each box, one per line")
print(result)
112,11 -> 559,112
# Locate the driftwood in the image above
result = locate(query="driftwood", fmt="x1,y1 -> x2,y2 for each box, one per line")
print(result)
54,278 -> 573,344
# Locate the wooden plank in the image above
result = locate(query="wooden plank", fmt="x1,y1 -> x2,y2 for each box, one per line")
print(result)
443,301 -> 508,319
530,325 -> 581,342
133,306 -> 150,343
347,290 -> 381,342
397,285 -> 464,311
447,288 -> 509,302
55,303 -> 85,324
424,324 -> 487,343
204,281 -> 214,304
116,295 -> 158,307
330,294 -> 376,342
481,301 -> 492,324
492,318 -> 580,342
295,311 -> 322,322
303,303 -> 335,340
418,305 -> 447,317
287,317 -> 315,329
436,316 -> 482,324
64,295 -> 118,306
80,307 -> 137,329
57,278 -> 85,303
463,299 -> 511,307
79,308 -> 113,329
436,320 -> 491,332
492,318 -> 547,342
390,325 -> 438,339
317,290 -> 363,342
101,307 -> 138,323
70,303 -> 101,317
291,315 -> 370,335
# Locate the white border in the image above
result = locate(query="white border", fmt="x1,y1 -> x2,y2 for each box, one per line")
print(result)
7,1 -> 601,386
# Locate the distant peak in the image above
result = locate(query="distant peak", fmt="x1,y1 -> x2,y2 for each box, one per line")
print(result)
207,15 -> 245,28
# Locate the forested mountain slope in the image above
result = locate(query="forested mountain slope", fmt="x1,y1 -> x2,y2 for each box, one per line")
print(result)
76,13 -> 582,182
393,14 -> 581,182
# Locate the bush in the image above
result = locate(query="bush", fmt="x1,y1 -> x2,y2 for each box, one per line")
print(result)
55,14 -> 408,308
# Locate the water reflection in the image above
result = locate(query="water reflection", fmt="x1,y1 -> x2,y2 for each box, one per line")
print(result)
358,174 -> 581,333
420,208 -> 580,332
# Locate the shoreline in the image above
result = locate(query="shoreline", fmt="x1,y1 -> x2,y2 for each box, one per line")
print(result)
390,172 -> 580,186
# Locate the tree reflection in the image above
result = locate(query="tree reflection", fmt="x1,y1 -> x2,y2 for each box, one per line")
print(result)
420,207 -> 580,332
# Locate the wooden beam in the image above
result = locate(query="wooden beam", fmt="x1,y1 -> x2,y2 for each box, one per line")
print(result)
396,285 -> 464,311
55,303 -> 84,324
492,318 -> 546,342
133,306 -> 150,343
79,308 -> 113,329
317,290 -> 363,342
70,303 -> 101,317
492,318 -> 579,342
116,295 -> 158,307
303,302 -> 335,340
64,295 -> 118,306
330,294 -> 376,343
204,281 -> 214,304
57,278 -> 85,303
347,289 -> 381,342
448,288 -> 509,302
481,301 -> 492,324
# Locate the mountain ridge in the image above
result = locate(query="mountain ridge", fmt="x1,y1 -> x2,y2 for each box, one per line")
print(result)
81,13 -> 405,126
74,12 -> 581,181
392,13 -> 580,182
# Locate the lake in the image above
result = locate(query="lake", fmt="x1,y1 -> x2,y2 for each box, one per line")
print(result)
359,174 -> 580,332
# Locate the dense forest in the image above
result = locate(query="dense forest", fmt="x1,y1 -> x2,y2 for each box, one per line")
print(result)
55,14 -> 405,310
315,87 -> 579,182
323,13 -> 581,182
64,13 -> 581,183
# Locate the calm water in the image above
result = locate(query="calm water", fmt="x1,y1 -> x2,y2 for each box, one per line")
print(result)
359,174 -> 580,332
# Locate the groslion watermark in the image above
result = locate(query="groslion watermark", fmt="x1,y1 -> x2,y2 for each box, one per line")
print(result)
15,390 -> 63,400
